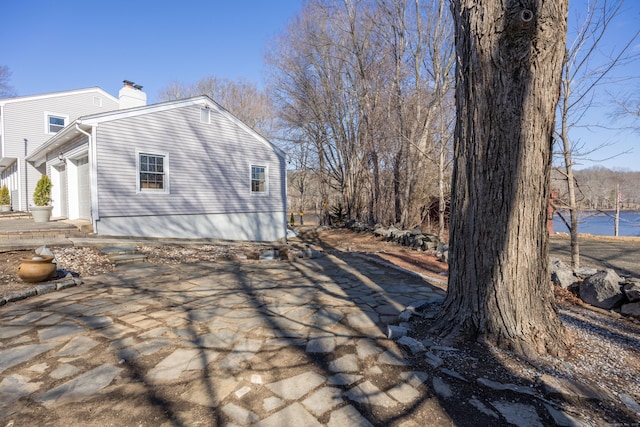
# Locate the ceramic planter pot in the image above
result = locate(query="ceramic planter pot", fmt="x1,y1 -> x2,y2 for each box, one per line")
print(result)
17,255 -> 57,283
31,206 -> 53,223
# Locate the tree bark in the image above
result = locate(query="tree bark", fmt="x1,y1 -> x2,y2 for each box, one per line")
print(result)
437,0 -> 571,357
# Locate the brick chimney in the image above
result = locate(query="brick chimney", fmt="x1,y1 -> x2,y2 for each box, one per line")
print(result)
118,80 -> 147,109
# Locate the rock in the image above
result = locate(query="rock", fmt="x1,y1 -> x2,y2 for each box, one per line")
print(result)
36,245 -> 55,257
259,250 -> 279,261
574,266 -> 598,279
491,402 -> 543,427
623,280 -> 640,302
397,310 -> 412,322
298,247 -> 323,259
620,302 -> 640,318
432,377 -> 453,399
477,377 -> 536,396
424,352 -> 443,369
469,398 -> 498,419
405,300 -> 429,313
540,374 -> 610,401
579,269 -> 625,309
387,325 -> 408,340
440,368 -> 468,383
619,393 -> 640,414
550,258 -> 577,289
543,403 -> 586,427
396,336 -> 425,355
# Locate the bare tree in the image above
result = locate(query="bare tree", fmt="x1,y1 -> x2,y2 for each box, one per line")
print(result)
436,0 -> 571,357
376,0 -> 455,231
268,0 -> 455,227
158,76 -> 275,138
0,66 -> 16,98
554,0 -> 640,267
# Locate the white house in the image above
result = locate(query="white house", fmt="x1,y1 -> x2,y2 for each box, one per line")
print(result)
26,93 -> 287,242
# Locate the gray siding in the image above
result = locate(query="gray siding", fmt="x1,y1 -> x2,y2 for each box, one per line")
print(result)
96,211 -> 285,241
95,104 -> 286,218
2,89 -> 118,209
3,91 -> 118,158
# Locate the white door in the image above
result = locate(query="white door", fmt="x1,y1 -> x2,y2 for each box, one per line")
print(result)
76,157 -> 91,219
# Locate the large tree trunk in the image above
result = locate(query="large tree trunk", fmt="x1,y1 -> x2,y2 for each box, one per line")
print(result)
437,0 -> 571,357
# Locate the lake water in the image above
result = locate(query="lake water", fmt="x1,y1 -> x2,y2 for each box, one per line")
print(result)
552,210 -> 640,237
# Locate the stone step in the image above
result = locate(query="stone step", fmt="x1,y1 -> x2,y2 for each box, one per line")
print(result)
109,254 -> 149,266
0,230 -> 85,241
100,246 -> 138,256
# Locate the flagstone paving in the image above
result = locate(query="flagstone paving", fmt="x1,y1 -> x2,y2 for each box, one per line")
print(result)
0,252 -> 567,425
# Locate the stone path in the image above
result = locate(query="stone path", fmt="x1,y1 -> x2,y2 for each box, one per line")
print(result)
0,253 -> 597,426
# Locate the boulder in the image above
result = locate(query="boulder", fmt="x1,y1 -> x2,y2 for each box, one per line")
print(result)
620,302 -> 640,318
574,266 -> 598,279
623,280 -> 640,302
579,269 -> 625,309
550,258 -> 576,289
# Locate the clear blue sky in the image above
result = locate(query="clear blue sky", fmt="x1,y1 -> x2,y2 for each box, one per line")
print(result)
2,0 -> 639,171
1,0 -> 302,99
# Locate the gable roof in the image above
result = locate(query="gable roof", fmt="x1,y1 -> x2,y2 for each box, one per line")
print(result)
26,95 -> 285,166
0,87 -> 118,106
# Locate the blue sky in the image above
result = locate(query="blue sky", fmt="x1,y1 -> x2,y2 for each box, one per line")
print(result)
1,0 -> 302,99
2,0 -> 639,171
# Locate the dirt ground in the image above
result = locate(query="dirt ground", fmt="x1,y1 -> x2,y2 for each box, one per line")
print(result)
1,227 -> 640,425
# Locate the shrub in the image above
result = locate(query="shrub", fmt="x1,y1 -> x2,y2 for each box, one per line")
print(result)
0,185 -> 9,205
33,174 -> 52,206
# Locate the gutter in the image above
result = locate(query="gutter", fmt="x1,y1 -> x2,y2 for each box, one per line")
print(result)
74,123 -> 100,229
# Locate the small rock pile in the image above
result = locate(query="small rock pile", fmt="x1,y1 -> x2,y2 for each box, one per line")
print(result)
551,258 -> 640,318
345,220 -> 449,262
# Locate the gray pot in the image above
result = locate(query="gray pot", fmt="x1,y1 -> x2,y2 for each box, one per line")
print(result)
31,206 -> 53,223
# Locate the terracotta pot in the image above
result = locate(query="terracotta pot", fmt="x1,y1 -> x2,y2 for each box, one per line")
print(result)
17,255 -> 57,283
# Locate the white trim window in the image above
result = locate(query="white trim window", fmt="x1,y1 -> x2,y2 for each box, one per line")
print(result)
137,152 -> 169,193
44,112 -> 69,134
251,165 -> 268,194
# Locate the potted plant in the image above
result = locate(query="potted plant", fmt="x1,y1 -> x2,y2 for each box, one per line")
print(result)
0,185 -> 10,212
31,174 -> 53,222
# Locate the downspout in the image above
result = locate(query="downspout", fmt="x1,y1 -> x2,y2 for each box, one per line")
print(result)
23,138 -> 27,212
74,123 -> 99,231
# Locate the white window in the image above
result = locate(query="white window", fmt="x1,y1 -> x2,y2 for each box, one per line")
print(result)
137,152 -> 169,193
44,112 -> 69,134
251,165 -> 267,194
93,96 -> 102,107
200,107 -> 211,124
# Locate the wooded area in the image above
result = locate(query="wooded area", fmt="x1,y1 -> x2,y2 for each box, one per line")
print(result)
553,166 -> 640,210
267,0 -> 455,237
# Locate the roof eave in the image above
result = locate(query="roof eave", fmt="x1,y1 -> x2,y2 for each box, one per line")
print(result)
26,122 -> 91,167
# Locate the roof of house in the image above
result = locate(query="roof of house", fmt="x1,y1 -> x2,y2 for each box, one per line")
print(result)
0,87 -> 118,106
26,95 -> 285,167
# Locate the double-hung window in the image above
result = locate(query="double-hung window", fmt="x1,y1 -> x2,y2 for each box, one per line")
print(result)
138,152 -> 169,193
45,112 -> 68,134
251,165 -> 267,194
